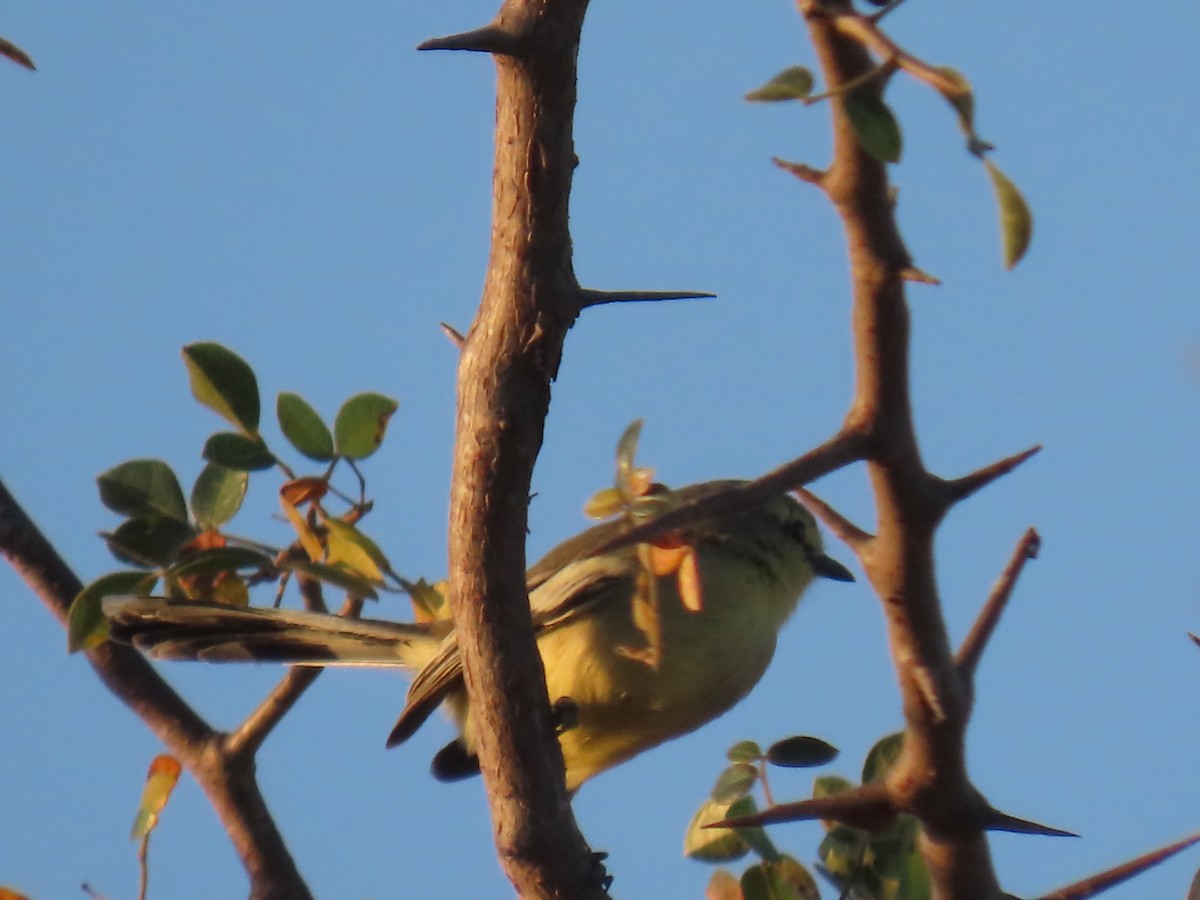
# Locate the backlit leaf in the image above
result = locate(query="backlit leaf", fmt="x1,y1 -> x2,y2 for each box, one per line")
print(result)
984,160 -> 1033,269
182,343 -> 260,434
68,570 -> 157,652
684,798 -> 752,863
745,66 -> 814,102
279,557 -> 379,600
130,755 -> 182,839
324,518 -> 389,584
333,393 -> 398,460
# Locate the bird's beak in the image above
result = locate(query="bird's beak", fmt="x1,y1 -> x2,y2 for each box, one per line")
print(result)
813,554 -> 855,583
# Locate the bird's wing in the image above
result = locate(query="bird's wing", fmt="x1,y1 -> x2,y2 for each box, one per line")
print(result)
385,552 -> 635,747
104,596 -> 432,665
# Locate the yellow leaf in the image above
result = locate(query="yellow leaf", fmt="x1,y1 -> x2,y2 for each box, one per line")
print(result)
131,755 -> 182,840
583,486 -> 626,520
282,497 -> 324,562
324,518 -> 386,584
409,579 -> 449,623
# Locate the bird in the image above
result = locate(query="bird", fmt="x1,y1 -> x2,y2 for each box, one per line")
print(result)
104,480 -> 853,792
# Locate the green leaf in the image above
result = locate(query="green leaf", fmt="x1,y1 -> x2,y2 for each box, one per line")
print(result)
182,342 -> 260,434
771,856 -> 820,900
862,731 -> 904,782
711,763 -> 758,803
202,431 -> 276,471
103,517 -> 197,568
727,740 -> 763,764
278,557 -> 379,600
739,865 -> 773,900
766,736 -> 838,769
97,460 -> 188,523
745,66 -> 814,102
683,798 -> 752,863
844,90 -> 902,164
68,570 -> 157,652
190,463 -> 248,529
333,392 -> 398,460
167,546 -> 274,579
984,160 -> 1033,269
277,392 -> 334,462
818,825 -> 869,878
812,774 -> 855,799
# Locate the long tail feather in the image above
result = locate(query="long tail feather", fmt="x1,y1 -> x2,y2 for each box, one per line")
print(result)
103,596 -> 433,667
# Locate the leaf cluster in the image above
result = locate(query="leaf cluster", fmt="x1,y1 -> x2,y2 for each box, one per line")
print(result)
686,734 -> 929,900
67,343 -> 405,652
746,44 -> 1031,269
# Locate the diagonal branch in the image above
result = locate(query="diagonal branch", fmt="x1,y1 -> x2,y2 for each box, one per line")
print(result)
0,477 -> 313,900
956,529 -> 1040,680
1036,832 -> 1200,900
588,428 -> 867,558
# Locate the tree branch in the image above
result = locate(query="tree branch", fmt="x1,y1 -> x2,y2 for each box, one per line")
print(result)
0,478 -> 313,900
439,1 -> 606,895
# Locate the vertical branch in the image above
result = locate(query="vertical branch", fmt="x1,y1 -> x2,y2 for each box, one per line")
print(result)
800,1 -> 1002,895
433,1 -> 603,895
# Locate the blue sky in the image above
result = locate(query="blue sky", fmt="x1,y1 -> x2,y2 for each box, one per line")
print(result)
3,2 -> 1199,897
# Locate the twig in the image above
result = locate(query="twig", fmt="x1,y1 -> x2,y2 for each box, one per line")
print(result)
956,529 -> 1040,679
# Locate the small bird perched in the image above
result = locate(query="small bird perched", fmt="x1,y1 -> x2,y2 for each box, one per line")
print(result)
105,480 -> 853,792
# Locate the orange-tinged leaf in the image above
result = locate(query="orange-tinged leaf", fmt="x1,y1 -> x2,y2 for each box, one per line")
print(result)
0,888 -> 32,900
626,466 -> 656,498
189,530 -> 227,551
280,476 -> 328,507
282,497 -> 324,561
131,755 -> 182,839
678,548 -> 704,612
